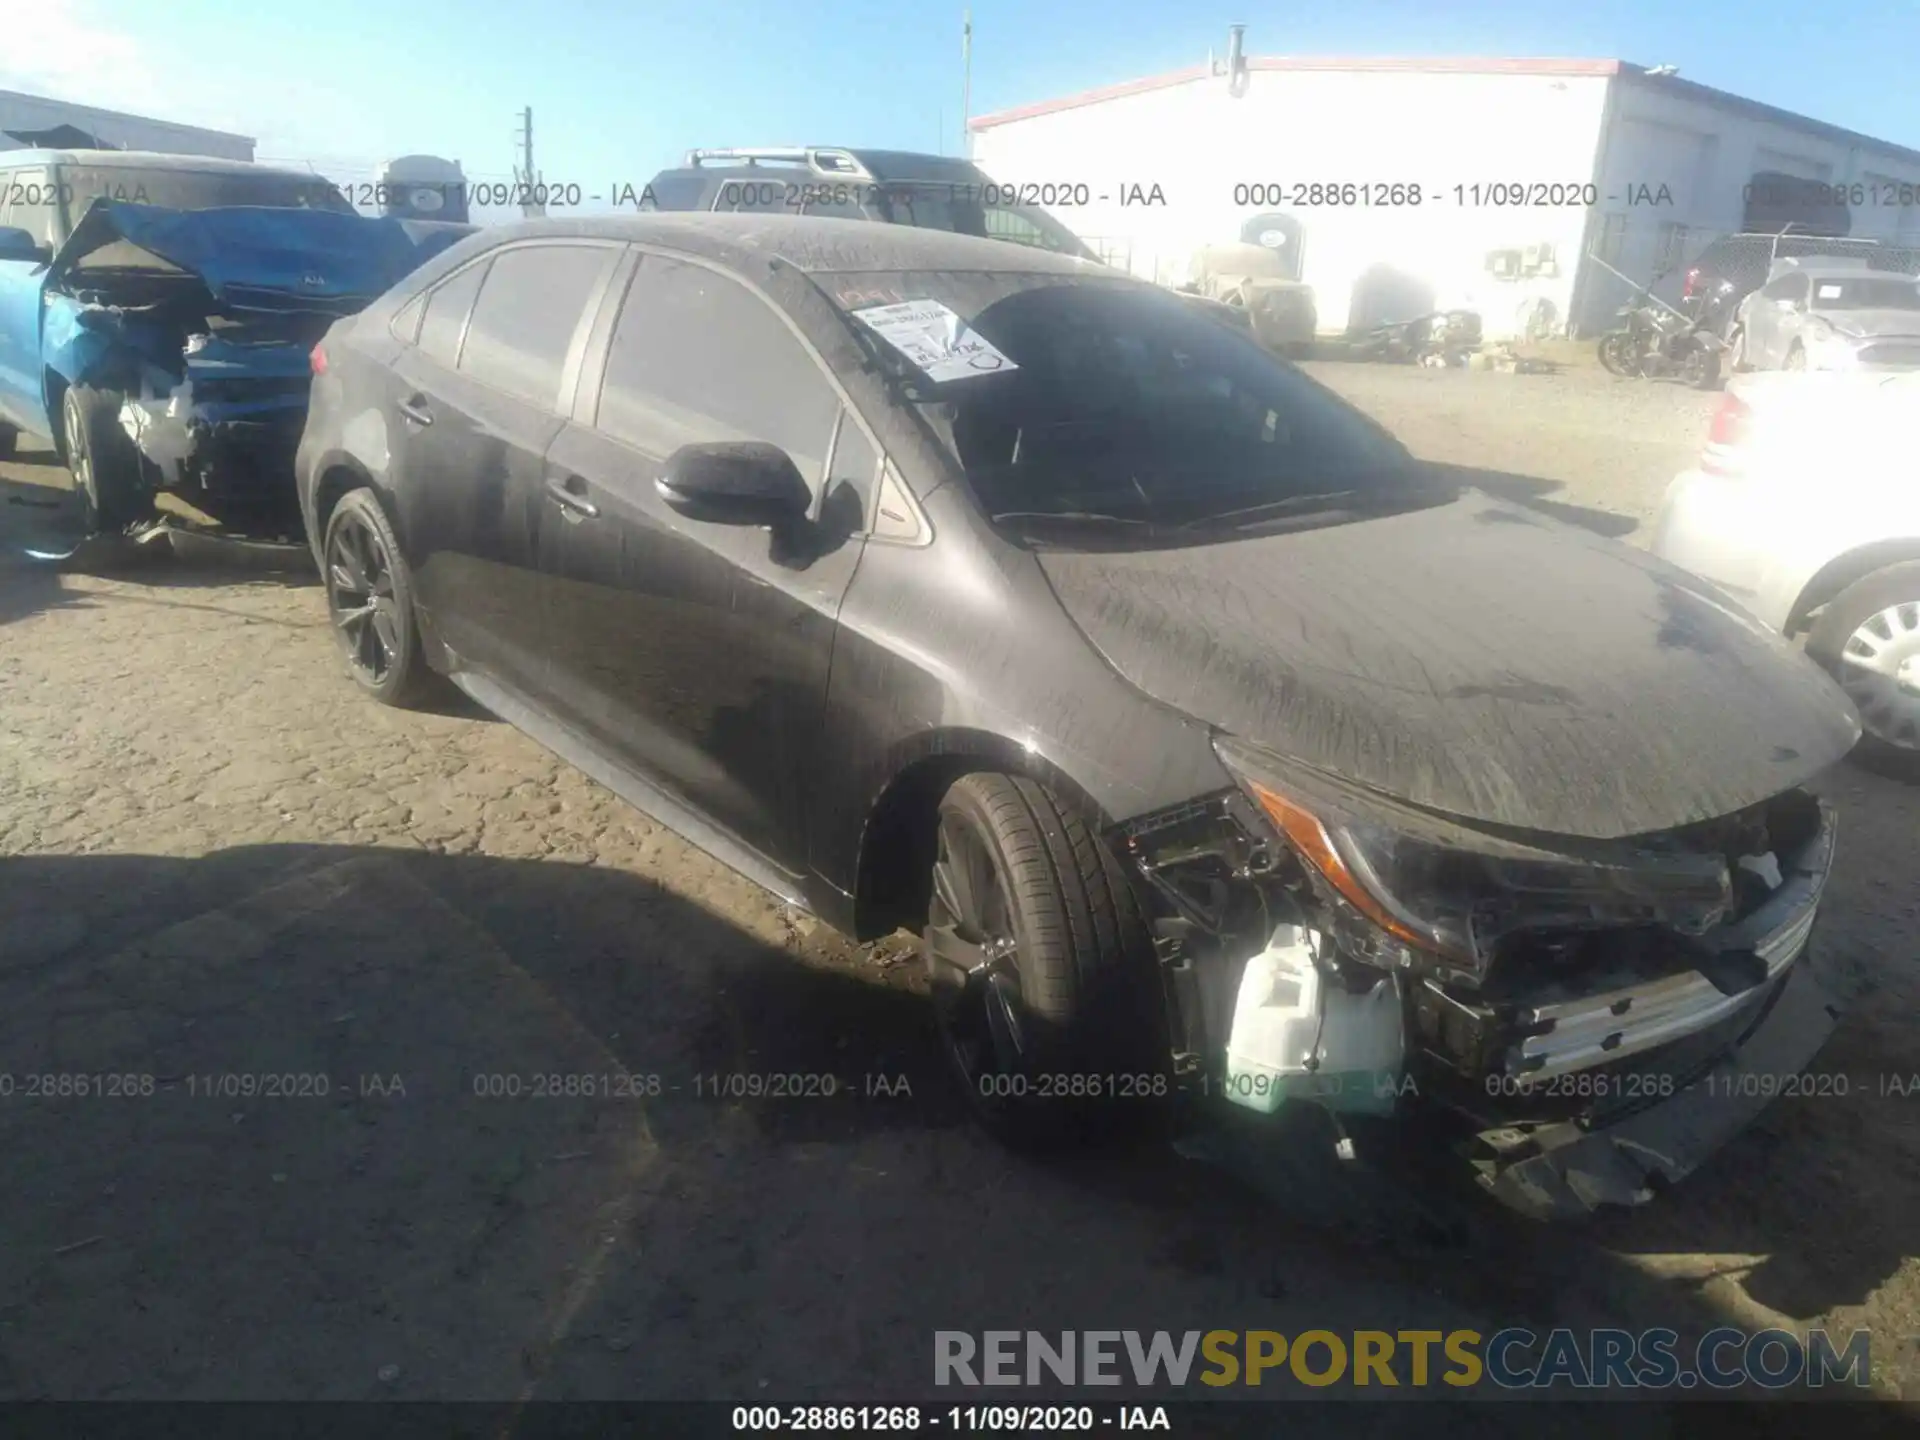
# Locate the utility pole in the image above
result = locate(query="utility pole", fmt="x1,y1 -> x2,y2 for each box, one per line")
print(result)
961,8 -> 972,159
513,105 -> 545,218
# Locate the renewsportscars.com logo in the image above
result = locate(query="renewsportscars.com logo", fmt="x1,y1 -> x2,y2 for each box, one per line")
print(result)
933,1328 -> 1872,1391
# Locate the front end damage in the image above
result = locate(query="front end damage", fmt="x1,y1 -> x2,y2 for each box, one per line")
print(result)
44,202 -> 471,536
49,295 -> 330,533
1117,745 -> 1841,1220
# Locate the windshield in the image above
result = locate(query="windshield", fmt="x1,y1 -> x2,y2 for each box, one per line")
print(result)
60,165 -> 355,223
1810,276 -> 1920,311
829,271 -> 1435,549
876,186 -> 1096,261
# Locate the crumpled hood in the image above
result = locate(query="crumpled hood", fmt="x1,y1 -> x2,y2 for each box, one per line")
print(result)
1819,309 -> 1920,341
50,201 -> 475,311
1036,491 -> 1861,840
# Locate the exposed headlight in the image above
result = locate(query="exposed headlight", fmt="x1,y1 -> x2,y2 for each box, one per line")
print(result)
1212,737 -> 1733,981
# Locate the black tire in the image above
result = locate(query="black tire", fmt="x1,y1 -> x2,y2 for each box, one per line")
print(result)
1597,332 -> 1640,377
922,772 -> 1166,1149
1728,326 -> 1751,374
62,385 -> 153,533
1806,562 -> 1920,780
0,421 -> 17,459
321,488 -> 434,707
1685,344 -> 1721,390
1784,343 -> 1807,372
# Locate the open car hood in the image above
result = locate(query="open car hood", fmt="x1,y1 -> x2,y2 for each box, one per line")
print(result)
1035,491 -> 1861,840
50,201 -> 475,312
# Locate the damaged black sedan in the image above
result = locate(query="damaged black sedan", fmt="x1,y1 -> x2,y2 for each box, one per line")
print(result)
0,150 -> 472,537
295,215 -> 1860,1219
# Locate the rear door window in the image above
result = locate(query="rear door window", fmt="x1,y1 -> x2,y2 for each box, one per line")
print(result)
594,256 -> 840,492
457,244 -> 618,408
416,259 -> 490,368
391,291 -> 426,344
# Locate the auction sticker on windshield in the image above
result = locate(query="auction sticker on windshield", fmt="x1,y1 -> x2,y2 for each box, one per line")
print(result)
852,299 -> 1018,382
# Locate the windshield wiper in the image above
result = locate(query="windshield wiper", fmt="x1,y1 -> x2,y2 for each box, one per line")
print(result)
991,509 -> 1154,526
1172,490 -> 1365,531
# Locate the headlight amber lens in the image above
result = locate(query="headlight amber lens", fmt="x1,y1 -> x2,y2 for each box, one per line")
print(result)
1242,780 -> 1449,955
1220,743 -> 1733,974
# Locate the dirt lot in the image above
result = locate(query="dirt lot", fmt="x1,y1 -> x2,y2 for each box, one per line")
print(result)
1,361 -> 1917,1421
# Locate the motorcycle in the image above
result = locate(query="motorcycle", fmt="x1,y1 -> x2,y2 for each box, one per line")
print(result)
1356,309 -> 1483,367
1597,282 -> 1724,388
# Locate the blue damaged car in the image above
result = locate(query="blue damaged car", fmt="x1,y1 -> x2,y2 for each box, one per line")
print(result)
0,150 -> 473,536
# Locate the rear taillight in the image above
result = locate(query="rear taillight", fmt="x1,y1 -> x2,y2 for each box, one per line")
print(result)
1682,267 -> 1701,299
1701,392 -> 1752,475
310,343 -> 328,376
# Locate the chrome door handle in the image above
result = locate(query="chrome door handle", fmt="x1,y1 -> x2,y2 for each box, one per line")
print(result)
396,394 -> 433,427
544,474 -> 599,519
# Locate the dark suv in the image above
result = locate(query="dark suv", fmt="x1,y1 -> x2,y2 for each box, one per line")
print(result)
642,146 -> 1255,337
643,147 -> 1096,257
1682,231 -> 1920,339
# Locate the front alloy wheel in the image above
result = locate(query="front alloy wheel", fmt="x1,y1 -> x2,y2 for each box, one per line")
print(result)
925,809 -> 1029,1100
920,773 -> 1166,1149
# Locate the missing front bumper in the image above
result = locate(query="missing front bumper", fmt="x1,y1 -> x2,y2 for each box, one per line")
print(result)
1468,938 -> 1843,1220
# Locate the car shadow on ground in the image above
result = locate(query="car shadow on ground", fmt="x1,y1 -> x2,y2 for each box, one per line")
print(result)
3,841 -> 1902,1420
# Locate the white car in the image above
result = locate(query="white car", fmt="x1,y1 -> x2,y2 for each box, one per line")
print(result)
1651,368 -> 1920,768
1729,259 -> 1920,373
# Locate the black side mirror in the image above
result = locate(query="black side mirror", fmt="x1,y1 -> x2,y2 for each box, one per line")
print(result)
0,226 -> 49,264
657,442 -> 811,527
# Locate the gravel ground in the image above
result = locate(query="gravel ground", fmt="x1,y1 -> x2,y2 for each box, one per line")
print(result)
1,361 -> 1916,1418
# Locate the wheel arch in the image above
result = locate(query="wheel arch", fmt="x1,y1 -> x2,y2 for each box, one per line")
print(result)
848,728 -> 1121,943
310,454 -> 382,543
1786,538 -> 1920,635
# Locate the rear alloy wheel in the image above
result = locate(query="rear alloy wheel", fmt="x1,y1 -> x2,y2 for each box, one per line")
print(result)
1808,561 -> 1920,779
322,488 -> 432,707
922,773 -> 1164,1149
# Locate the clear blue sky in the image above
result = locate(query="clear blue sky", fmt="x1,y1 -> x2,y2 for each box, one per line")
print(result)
9,0 -> 1919,198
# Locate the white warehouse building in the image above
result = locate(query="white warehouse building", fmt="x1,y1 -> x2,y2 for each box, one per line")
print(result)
968,37 -> 1920,339
0,89 -> 253,162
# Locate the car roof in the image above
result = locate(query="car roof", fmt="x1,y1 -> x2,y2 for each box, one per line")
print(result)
478,211 -> 1105,278
0,148 -> 333,183
670,148 -> 989,185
